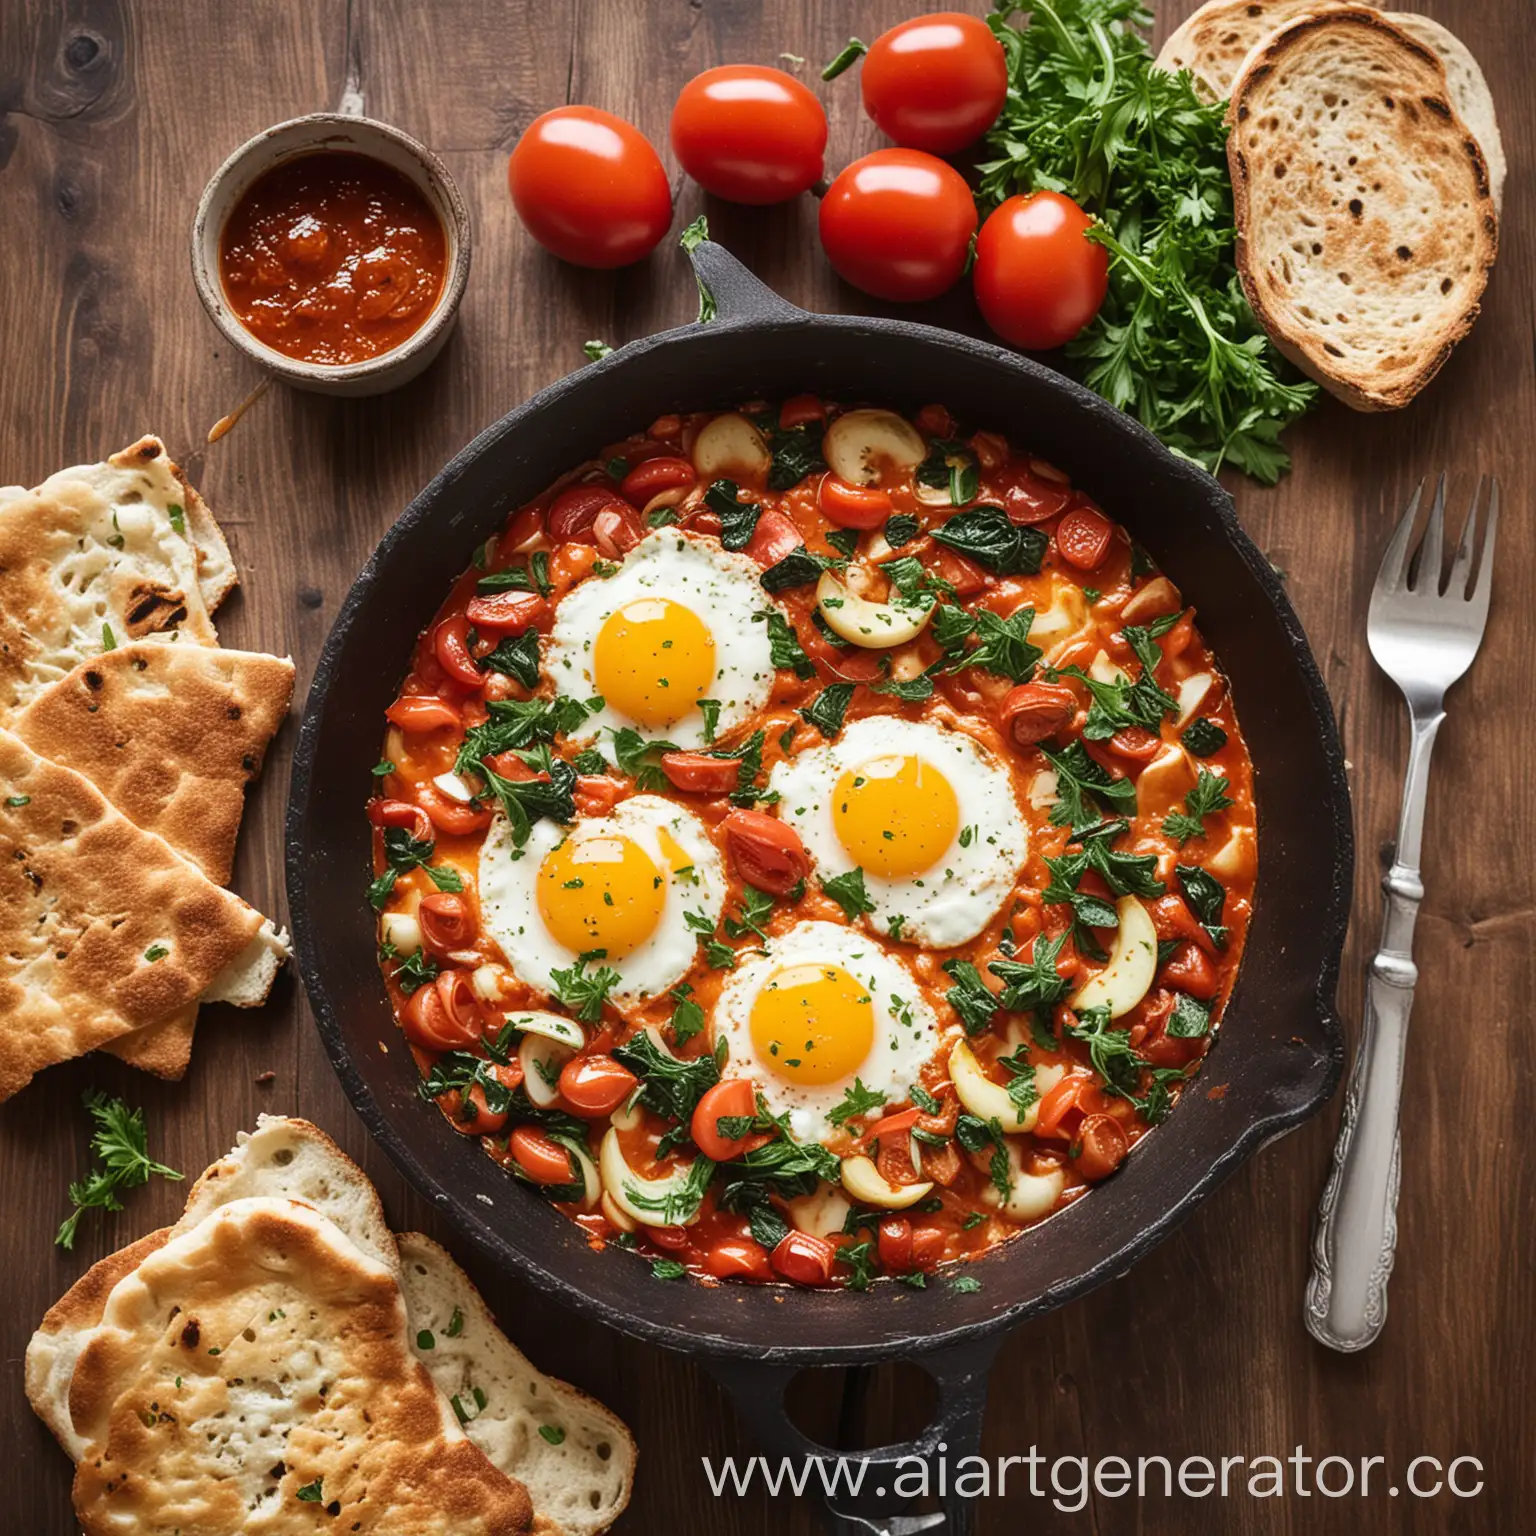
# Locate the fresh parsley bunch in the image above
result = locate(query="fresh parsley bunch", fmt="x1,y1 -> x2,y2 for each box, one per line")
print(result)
56,1092 -> 183,1250
978,0 -> 1316,482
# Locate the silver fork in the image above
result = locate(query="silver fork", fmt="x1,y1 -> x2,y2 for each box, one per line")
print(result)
1305,476 -> 1499,1352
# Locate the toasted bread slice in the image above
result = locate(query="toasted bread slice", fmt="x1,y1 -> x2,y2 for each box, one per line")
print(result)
1227,9 -> 1497,411
1157,3 -> 1506,215
1156,0 -> 1368,102
1389,13 -> 1505,212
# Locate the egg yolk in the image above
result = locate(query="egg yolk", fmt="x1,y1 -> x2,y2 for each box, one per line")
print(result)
832,754 -> 960,879
592,597 -> 716,729
536,834 -> 665,957
749,963 -> 875,1087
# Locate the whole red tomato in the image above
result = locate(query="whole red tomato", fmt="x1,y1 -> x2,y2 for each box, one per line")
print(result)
670,65 -> 827,204
818,149 -> 976,302
861,12 -> 1008,154
508,106 -> 672,268
973,190 -> 1109,350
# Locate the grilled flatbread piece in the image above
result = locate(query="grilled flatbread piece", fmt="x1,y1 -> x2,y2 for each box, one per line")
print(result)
13,643 -> 294,883
1227,9 -> 1498,411
103,918 -> 292,1078
0,448 -> 218,723
67,1197 -> 534,1536
399,1233 -> 636,1536
29,1119 -> 636,1534
39,437 -> 238,614
0,729 -> 268,1099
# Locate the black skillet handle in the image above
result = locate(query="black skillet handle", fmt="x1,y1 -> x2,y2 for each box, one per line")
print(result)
686,238 -> 806,325
703,1334 -> 1000,1536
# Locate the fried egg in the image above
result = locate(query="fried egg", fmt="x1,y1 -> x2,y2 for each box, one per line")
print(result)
770,715 -> 1026,948
478,793 -> 726,1004
545,530 -> 776,754
713,920 -> 940,1142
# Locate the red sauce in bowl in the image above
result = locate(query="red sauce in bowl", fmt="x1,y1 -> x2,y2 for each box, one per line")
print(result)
219,150 -> 446,366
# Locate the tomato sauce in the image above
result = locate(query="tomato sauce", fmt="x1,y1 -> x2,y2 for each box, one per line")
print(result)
219,150 -> 445,365
369,401 -> 1259,1292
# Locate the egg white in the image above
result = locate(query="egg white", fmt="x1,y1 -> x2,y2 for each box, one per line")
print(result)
544,529 -> 777,755
478,793 -> 726,1005
769,715 -> 1027,949
713,920 -> 941,1143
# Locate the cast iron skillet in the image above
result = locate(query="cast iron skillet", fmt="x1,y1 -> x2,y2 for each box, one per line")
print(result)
287,243 -> 1351,1535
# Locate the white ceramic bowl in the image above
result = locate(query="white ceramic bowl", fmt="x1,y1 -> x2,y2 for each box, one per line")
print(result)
191,113 -> 471,397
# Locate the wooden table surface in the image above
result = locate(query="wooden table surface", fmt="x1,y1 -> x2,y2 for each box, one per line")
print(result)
2,2 -> 1531,1531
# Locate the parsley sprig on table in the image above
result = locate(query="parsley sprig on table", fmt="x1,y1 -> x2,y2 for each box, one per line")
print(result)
56,1092 -> 184,1250
978,0 -> 1317,481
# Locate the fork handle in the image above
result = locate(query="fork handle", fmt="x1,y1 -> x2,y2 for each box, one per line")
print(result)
1305,709 -> 1443,1351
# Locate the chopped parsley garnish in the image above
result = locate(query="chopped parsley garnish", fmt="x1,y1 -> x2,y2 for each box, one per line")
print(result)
539,1424 -> 567,1445
1039,740 -> 1137,828
669,986 -> 706,1048
949,608 -> 1041,682
698,698 -> 721,743
445,1306 -> 465,1338
1167,992 -> 1212,1038
760,545 -> 830,594
143,944 -> 169,963
167,501 -> 186,535
941,959 -> 999,1035
822,37 -> 868,79
56,1092 -> 184,1251
549,955 -> 621,1023
827,1078 -> 888,1128
820,867 -> 876,921
296,1479 -> 324,1503
479,630 -> 541,689
840,1239 -> 878,1292
370,761 -> 394,778
612,1031 -> 721,1124
1163,769 -> 1234,845
651,1258 -> 688,1281
800,682 -> 855,738
723,884 -> 776,943
761,610 -> 814,679
706,479 -> 761,551
950,1275 -> 982,1294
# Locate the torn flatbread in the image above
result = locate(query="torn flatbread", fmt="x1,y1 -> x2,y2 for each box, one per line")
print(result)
0,728 -> 268,1099
67,1197 -> 534,1535
12,642 -> 294,883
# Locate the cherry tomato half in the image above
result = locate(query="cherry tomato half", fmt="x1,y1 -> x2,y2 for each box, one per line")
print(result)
973,190 -> 1109,350
670,65 -> 827,205
508,106 -> 672,269
558,1053 -> 639,1118
1000,681 -> 1077,747
433,615 -> 484,689
819,475 -> 892,530
510,1126 -> 579,1186
418,892 -> 475,956
1075,1113 -> 1130,1181
720,809 -> 812,896
403,970 -> 482,1052
819,149 -> 976,302
703,1237 -> 773,1282
658,752 -> 741,796
690,1078 -> 762,1162
464,589 -> 548,634
771,1230 -> 838,1286
385,694 -> 461,733
861,12 -> 1008,154
1055,506 -> 1114,572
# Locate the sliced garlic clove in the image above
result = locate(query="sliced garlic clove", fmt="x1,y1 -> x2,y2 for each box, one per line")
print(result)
823,409 -> 926,487
598,1127 -> 702,1227
840,1155 -> 934,1210
816,569 -> 933,649
690,412 -> 771,484
1072,895 -> 1158,1019
380,912 -> 421,957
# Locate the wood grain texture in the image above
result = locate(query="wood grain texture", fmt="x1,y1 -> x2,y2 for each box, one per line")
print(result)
1,1 -> 1531,1531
